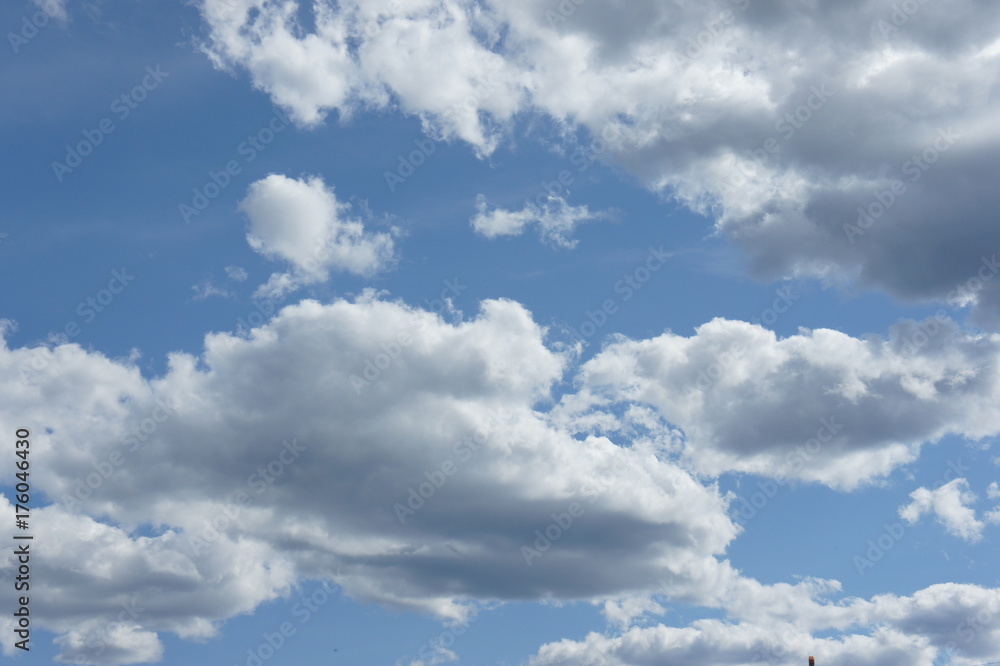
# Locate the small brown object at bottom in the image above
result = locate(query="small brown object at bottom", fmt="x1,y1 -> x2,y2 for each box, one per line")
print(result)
809,658 -> 815,666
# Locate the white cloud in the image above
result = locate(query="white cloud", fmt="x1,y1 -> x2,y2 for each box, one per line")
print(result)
530,621 -> 936,666
557,315 -> 1000,489
239,174 -> 395,298
5,294 -> 1000,660
0,295 -> 740,660
532,583 -> 1000,666
225,265 -> 248,282
34,0 -> 68,22
984,482 -> 1000,525
470,194 -> 613,248
899,478 -> 985,543
191,278 -> 231,300
199,0 -> 1000,322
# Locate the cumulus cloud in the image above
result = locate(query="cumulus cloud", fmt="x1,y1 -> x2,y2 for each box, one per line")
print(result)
5,293 -> 1000,660
899,478 -> 985,542
199,0 -> 1000,321
531,621 -> 934,666
470,194 -> 614,248
0,295 -> 741,660
532,583 -> 1000,666
239,174 -> 395,298
556,315 -> 1000,489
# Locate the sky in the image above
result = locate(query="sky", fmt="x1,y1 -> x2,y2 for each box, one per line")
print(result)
1,0 -> 1000,664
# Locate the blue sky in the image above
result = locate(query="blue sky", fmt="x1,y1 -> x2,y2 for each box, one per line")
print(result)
2,1 -> 1000,665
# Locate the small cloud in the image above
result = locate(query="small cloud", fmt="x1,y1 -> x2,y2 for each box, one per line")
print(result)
34,0 -> 68,22
192,279 -> 231,301
899,478 -> 984,543
986,482 -> 1000,525
470,193 -> 614,248
239,174 -> 395,299
225,266 -> 248,282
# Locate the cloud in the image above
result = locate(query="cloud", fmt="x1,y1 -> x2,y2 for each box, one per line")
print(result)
470,194 -> 614,248
899,478 -> 985,542
199,0 -> 1000,321
0,295 -> 740,660
5,294 -> 1000,660
530,621 -> 935,666
532,583 -> 1000,666
191,278 -> 231,300
239,174 -> 395,298
225,265 -> 248,282
556,315 -> 1000,489
33,0 -> 68,22
987,482 -> 1000,524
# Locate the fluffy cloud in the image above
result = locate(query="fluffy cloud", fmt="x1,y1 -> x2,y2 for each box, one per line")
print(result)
557,315 -> 1000,489
987,482 -> 1000,524
239,174 -> 395,298
5,294 -> 1000,661
470,194 -> 613,247
199,0 -> 1000,320
531,621 -> 935,666
532,583 -> 1000,666
899,478 -> 985,542
0,296 -> 739,661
